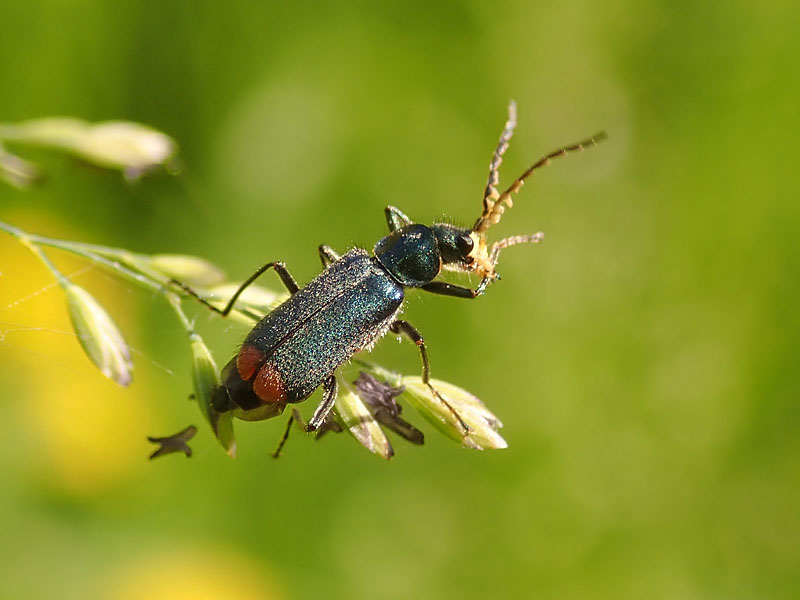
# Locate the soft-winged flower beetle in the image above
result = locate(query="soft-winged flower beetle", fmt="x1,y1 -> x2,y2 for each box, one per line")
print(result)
176,101 -> 605,452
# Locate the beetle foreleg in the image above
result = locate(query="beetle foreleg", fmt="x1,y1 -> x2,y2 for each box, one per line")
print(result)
389,320 -> 470,435
421,281 -> 481,299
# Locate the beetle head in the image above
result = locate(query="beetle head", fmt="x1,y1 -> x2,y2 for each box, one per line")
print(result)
431,222 -> 535,284
430,223 -> 475,271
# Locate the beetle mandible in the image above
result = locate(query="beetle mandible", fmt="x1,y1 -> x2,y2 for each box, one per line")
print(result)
177,101 -> 605,450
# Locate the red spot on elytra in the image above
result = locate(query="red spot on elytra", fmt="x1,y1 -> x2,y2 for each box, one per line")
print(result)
237,344 -> 265,381
253,363 -> 287,404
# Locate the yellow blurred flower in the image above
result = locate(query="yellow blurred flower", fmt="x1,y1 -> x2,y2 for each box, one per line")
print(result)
1,228 -> 156,494
104,548 -> 284,600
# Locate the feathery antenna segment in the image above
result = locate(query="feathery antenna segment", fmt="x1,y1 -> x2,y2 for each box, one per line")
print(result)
482,100 -> 518,216
474,113 -> 606,235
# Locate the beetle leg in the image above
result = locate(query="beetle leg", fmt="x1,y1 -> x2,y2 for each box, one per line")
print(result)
421,281 -> 481,299
271,377 -> 338,458
318,244 -> 341,267
385,205 -> 413,232
271,408 -> 307,459
308,376 -> 338,431
389,320 -> 471,435
422,231 -> 545,298
171,261 -> 299,316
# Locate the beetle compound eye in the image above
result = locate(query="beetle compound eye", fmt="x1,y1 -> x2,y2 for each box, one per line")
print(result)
457,234 -> 474,256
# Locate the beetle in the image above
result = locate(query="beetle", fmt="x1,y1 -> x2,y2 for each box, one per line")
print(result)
177,101 -> 605,451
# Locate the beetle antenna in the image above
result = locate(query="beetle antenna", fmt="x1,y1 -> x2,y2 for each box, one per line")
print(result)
481,100 -> 517,218
473,130 -> 607,235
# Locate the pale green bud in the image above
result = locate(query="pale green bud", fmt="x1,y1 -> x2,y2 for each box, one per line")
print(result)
74,121 -> 176,178
0,143 -> 40,189
141,254 -> 227,288
401,377 -> 507,450
189,334 -> 235,458
0,117 -> 176,179
63,282 -> 133,387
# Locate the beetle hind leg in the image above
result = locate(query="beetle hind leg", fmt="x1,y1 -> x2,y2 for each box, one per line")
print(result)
271,376 -> 338,458
389,320 -> 471,436
271,409 -> 307,459
170,260 -> 300,317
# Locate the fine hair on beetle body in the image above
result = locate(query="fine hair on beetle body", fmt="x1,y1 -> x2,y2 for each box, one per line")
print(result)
172,100 -> 606,456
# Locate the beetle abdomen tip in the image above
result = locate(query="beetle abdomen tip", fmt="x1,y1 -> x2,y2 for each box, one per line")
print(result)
253,362 -> 288,404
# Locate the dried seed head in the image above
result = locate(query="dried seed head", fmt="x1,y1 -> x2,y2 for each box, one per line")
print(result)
353,372 -> 424,445
189,334 -> 236,458
64,282 -> 133,386
401,376 -> 507,450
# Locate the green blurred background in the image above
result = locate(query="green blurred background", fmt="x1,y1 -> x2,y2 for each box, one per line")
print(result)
1,1 -> 798,598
